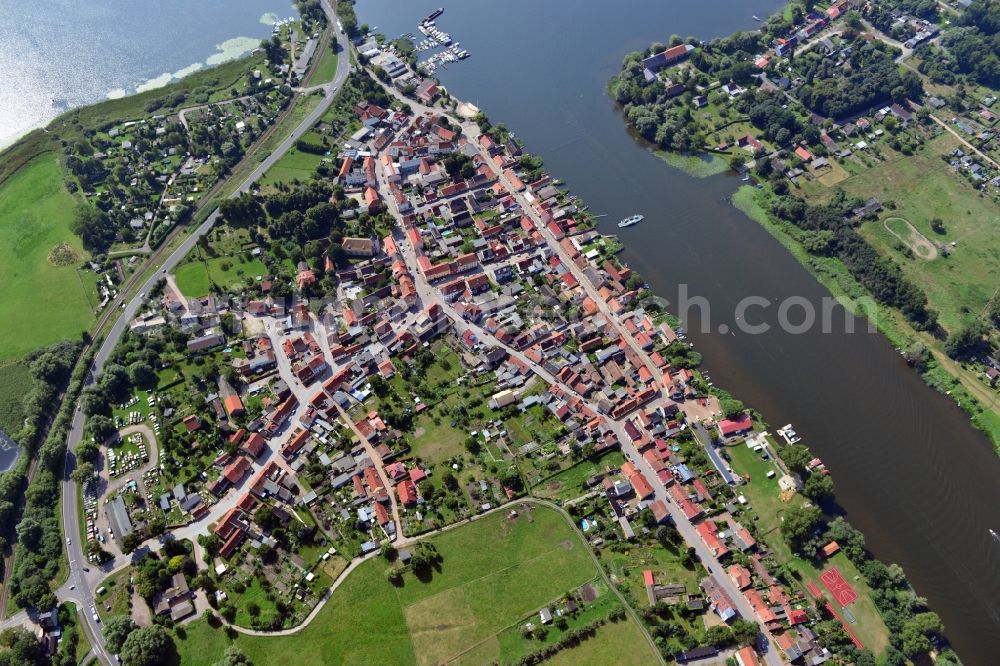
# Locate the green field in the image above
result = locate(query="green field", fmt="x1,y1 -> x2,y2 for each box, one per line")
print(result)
544,616 -> 659,666
805,132 -> 1000,334
0,360 -> 31,435
0,154 -> 97,359
173,253 -> 268,297
259,146 -> 326,188
96,568 -> 133,622
307,42 -> 339,86
174,504 -> 636,665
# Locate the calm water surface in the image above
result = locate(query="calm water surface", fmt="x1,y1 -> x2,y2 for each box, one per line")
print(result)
357,1 -> 1000,662
0,0 -> 296,147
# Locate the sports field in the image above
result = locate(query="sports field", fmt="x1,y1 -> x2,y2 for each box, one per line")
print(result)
173,504 -> 648,665
820,565 -> 859,607
0,153 -> 96,359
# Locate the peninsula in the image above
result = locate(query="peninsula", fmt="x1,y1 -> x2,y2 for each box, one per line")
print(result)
0,1 -> 958,666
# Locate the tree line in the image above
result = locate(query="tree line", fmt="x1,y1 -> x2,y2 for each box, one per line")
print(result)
4,344 -> 92,612
766,191 -> 937,330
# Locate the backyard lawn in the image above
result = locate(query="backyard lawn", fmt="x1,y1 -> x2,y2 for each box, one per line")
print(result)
0,153 -> 97,359
173,253 -> 267,298
532,450 -> 625,501
173,504 -> 641,665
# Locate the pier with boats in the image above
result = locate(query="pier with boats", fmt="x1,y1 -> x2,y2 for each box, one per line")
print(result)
404,8 -> 470,76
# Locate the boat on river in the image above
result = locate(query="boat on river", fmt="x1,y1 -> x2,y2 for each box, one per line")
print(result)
618,214 -> 643,228
423,7 -> 444,24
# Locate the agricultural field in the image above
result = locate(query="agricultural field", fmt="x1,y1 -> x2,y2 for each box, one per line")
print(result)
0,153 -> 98,359
173,504 -> 637,666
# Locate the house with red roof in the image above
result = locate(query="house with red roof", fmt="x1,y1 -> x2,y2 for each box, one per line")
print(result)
222,456 -> 251,485
728,564 -> 752,590
718,413 -> 753,438
397,479 -> 418,506
696,520 -> 730,558
241,432 -> 266,459
735,646 -> 761,666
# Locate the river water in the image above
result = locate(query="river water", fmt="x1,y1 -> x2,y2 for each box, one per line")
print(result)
0,0 -> 297,148
357,0 -> 1000,662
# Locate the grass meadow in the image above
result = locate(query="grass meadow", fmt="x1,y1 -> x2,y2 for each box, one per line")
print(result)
173,504 -> 634,665
0,153 -> 96,359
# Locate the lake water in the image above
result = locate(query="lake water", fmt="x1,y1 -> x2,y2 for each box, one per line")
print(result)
357,0 -> 1000,662
0,0 -> 298,148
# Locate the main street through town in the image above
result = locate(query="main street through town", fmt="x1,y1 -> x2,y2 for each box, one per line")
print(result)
375,97 -> 782,664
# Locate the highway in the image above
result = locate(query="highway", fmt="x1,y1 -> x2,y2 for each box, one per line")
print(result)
47,9 -> 352,663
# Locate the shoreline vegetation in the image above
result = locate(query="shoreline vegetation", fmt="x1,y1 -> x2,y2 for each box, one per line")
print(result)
611,0 -> 1000,451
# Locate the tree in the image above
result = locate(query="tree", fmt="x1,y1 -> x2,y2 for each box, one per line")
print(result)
780,444 -> 812,473
944,321 -> 989,360
86,415 -> 117,443
213,646 -> 254,666
122,530 -> 143,553
102,615 -> 136,653
900,623 -> 932,657
71,462 -> 95,485
128,361 -> 156,388
220,193 -> 266,229
167,554 -> 187,574
72,203 -> 115,252
731,619 -> 759,646
0,627 -> 47,666
803,473 -> 834,501
119,625 -> 174,666
719,397 -> 744,419
706,624 -> 733,646
780,504 -> 822,550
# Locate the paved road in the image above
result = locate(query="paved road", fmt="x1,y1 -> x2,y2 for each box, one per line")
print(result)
50,11 -> 352,663
380,94 -> 781,664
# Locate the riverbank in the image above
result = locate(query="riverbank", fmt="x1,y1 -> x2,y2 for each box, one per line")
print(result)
355,0 -> 1000,660
731,183 -> 1000,451
610,3 -> 1000,453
